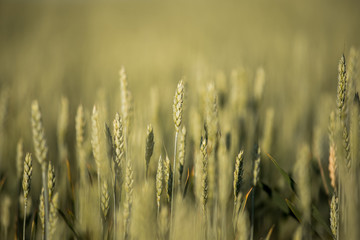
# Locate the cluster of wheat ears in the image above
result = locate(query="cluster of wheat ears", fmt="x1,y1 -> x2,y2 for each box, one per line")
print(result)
0,49 -> 360,240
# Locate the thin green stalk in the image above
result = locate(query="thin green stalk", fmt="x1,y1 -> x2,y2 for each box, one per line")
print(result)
23,201 -> 27,240
170,131 -> 178,239
97,167 -> 102,235
251,188 -> 255,240
113,174 -> 117,240
337,170 -> 340,240
42,164 -> 49,240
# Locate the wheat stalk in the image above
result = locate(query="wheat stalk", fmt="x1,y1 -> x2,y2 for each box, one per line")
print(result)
170,79 -> 184,238
91,105 -> 103,219
124,159 -> 133,240
31,100 -> 49,240
113,112 -> 125,240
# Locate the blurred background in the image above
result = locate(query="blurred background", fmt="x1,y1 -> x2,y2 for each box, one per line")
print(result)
1,0 -> 360,169
0,0 -> 360,239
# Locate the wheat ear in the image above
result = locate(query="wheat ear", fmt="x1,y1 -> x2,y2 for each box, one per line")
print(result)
164,155 -> 172,203
178,126 -> 186,187
101,180 -> 110,221
31,100 -> 49,240
251,145 -> 260,240
22,153 -> 32,240
49,192 -> 59,238
233,151 -> 244,206
330,193 -> 339,239
170,79 -> 184,238
113,112 -> 125,240
328,111 -> 337,191
156,155 -> 163,215
337,55 -> 351,169
47,161 -> 55,201
91,105 -> 103,219
16,138 -> 24,182
145,124 -> 155,180
124,159 -> 133,240
295,144 -> 311,239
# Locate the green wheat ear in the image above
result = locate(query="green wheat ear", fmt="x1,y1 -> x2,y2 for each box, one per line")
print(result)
173,79 -> 185,132
234,150 -> 244,204
200,138 -> 208,215
22,152 -> 33,240
145,124 -> 155,178
178,126 -> 186,186
156,155 -> 163,213
330,193 -> 339,239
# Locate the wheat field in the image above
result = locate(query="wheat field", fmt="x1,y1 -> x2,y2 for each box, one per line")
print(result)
1,1 -> 360,240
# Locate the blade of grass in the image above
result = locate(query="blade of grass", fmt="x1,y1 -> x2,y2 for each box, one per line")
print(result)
312,204 -> 333,236
57,208 -> 80,239
285,199 -> 302,223
267,154 -> 296,192
264,225 -> 275,240
182,168 -> 191,199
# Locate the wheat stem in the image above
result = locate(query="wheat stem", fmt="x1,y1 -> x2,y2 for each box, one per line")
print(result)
42,164 -> 50,240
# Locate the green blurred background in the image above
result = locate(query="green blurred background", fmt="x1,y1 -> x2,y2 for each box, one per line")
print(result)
1,0 -> 359,165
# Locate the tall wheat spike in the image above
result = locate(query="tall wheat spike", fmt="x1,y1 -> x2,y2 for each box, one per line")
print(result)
16,138 -> 24,182
170,79 -> 184,238
328,111 -> 337,191
295,144 -> 311,239
156,155 -> 163,214
48,161 -> 55,200
22,153 -> 32,240
145,124 -> 155,179
200,138 -> 208,215
178,126 -> 186,187
330,193 -> 339,239
124,159 -> 134,240
31,100 -> 49,240
337,55 -> 351,169
113,112 -> 125,240
164,155 -> 172,203
91,105 -> 103,218
75,105 -> 87,185
233,151 -> 244,205
49,192 -> 59,239
101,181 -> 110,221
119,66 -> 133,141
57,97 -> 69,162
251,145 -> 260,240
